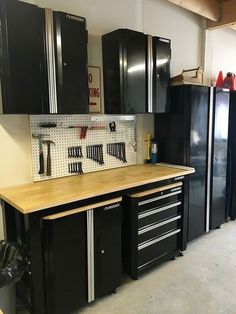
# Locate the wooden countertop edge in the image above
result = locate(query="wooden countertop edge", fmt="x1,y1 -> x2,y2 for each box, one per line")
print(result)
0,167 -> 195,215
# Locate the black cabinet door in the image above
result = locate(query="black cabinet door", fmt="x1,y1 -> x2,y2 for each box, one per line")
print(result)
188,86 -> 209,240
0,0 -> 48,114
103,29 -> 146,114
43,212 -> 87,314
54,12 -> 88,114
210,88 -> 229,229
94,204 -> 122,297
227,92 -> 236,219
152,37 -> 171,113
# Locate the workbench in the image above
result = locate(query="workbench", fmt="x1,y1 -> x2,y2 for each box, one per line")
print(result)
0,163 -> 194,314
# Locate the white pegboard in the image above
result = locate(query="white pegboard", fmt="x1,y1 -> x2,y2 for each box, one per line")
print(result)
30,115 -> 137,182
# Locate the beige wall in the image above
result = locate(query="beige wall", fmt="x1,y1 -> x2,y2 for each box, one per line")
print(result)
204,28 -> 236,85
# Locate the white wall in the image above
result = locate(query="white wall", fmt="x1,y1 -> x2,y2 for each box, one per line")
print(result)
0,0 -> 203,239
0,115 -> 32,239
205,28 -> 236,85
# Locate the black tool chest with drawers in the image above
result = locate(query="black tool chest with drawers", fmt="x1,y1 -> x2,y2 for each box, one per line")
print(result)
122,182 -> 184,279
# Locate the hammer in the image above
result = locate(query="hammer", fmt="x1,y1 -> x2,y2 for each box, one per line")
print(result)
32,134 -> 48,174
42,140 -> 55,177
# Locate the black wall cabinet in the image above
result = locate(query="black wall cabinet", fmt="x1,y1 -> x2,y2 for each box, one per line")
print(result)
0,0 -> 49,114
0,0 -> 88,114
102,29 -> 171,114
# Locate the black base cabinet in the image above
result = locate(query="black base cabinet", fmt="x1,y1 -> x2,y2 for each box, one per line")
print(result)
122,182 -> 184,279
43,212 -> 87,314
42,198 -> 122,314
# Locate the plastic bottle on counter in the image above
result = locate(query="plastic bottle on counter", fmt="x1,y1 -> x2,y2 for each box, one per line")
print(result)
151,139 -> 158,164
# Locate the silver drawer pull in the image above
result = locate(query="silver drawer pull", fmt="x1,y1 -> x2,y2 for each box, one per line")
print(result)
138,229 -> 181,251
138,215 -> 181,235
138,190 -> 182,206
138,201 -> 181,219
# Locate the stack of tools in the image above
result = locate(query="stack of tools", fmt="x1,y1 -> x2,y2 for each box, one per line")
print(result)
107,142 -> 127,163
68,162 -> 83,174
86,145 -> 104,165
68,146 -> 83,158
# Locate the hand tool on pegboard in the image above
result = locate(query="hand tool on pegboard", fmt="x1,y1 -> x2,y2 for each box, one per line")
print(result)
68,146 -> 83,158
68,162 -> 83,175
42,140 -> 55,176
107,142 -> 127,163
32,134 -> 49,174
86,144 -> 104,165
39,122 -> 57,128
109,121 -> 116,132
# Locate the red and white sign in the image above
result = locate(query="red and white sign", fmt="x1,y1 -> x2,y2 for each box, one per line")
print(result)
88,66 -> 101,113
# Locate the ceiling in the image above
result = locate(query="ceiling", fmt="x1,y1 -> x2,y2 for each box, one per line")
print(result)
167,0 -> 236,31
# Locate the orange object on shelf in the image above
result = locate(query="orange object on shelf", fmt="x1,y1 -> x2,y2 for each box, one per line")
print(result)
216,71 -> 224,88
224,73 -> 236,91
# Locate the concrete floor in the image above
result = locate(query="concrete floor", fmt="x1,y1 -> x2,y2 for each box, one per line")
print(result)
80,221 -> 236,314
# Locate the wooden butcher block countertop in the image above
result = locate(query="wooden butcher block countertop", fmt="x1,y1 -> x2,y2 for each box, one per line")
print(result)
0,163 -> 195,214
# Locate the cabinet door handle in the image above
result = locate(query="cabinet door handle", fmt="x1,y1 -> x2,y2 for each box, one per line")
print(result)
138,190 -> 182,206
138,215 -> 181,235
138,201 -> 181,219
138,229 -> 181,251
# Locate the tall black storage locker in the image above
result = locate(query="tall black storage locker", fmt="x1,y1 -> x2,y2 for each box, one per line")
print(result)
0,0 -> 48,114
155,85 -> 209,241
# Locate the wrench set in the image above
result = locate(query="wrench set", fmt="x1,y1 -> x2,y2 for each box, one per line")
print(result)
86,145 -> 104,165
68,146 -> 83,158
68,162 -> 83,174
107,142 -> 127,163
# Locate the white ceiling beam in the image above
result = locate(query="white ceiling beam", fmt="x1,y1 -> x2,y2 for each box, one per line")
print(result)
207,0 -> 236,29
167,0 -> 220,21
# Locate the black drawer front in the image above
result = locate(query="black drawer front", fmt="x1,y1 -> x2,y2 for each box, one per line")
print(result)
138,216 -> 181,244
138,202 -> 181,228
138,231 -> 179,267
138,190 -> 182,213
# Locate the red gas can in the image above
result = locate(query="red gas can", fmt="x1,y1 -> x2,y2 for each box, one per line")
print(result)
224,72 -> 236,91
